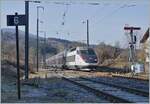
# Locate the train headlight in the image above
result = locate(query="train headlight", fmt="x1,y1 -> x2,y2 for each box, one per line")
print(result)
94,59 -> 98,62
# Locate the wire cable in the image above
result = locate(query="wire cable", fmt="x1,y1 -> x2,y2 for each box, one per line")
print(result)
94,3 -> 136,24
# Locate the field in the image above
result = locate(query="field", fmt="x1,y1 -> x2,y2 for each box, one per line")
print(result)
2,61 -> 149,103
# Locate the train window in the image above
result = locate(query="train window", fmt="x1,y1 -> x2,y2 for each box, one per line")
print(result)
70,48 -> 76,52
80,49 -> 96,55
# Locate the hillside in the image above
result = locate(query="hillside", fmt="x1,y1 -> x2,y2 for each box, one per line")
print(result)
1,28 -> 86,52
1,28 -> 86,71
1,28 -> 144,71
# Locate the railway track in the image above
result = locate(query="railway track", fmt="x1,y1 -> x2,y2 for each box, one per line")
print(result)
101,77 -> 148,89
62,76 -> 149,103
112,75 -> 149,82
80,77 -> 149,97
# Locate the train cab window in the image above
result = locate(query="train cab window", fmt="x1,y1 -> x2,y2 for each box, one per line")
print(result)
80,49 -> 96,55
70,48 -> 76,52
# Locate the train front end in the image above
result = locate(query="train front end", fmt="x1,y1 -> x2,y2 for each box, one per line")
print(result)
76,47 -> 98,70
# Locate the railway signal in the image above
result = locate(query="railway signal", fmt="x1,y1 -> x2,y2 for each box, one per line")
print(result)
124,26 -> 141,73
7,12 -> 26,99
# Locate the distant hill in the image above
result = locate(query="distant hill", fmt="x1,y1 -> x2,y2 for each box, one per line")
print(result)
1,28 -> 97,54
1,28 -> 86,71
2,28 -> 143,71
1,28 -> 86,55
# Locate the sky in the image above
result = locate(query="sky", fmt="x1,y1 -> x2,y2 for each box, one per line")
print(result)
0,0 -> 150,48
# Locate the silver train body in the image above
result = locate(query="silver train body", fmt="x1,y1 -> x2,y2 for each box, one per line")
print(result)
46,47 -> 98,70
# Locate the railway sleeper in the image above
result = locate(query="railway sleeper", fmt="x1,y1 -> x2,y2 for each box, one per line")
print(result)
62,77 -> 132,103
80,77 -> 149,97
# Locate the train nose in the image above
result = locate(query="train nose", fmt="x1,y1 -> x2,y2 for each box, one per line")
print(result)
83,56 -> 98,63
94,58 -> 98,62
93,57 -> 98,63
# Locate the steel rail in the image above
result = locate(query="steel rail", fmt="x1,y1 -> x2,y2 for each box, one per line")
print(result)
80,77 -> 149,97
62,77 -> 133,103
112,75 -> 149,82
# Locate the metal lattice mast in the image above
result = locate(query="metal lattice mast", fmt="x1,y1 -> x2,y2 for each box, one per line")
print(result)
124,26 -> 141,65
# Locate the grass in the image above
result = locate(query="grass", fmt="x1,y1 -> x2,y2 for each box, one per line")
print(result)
52,89 -> 68,97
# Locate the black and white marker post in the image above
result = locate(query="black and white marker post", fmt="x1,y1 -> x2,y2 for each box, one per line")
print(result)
7,12 -> 26,99
15,12 -> 21,99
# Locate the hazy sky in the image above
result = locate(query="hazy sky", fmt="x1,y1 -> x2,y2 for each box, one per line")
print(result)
1,0 -> 150,47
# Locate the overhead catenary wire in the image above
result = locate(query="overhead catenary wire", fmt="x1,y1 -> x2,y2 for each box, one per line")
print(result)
61,3 -> 69,26
94,4 -> 136,25
88,3 -> 110,21
41,1 -> 137,44
89,2 -> 137,39
42,1 -> 136,24
44,0 -> 101,6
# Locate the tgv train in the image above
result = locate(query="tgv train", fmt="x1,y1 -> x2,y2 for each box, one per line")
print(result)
46,47 -> 98,71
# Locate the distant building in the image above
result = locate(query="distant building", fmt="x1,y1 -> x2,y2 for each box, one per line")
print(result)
140,28 -> 149,73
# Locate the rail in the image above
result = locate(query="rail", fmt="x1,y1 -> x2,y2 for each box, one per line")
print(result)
80,77 -> 149,97
62,77 -> 149,103
112,75 -> 149,82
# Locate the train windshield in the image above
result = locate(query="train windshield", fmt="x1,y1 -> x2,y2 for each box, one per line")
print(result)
79,49 -> 96,56
79,48 -> 98,63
